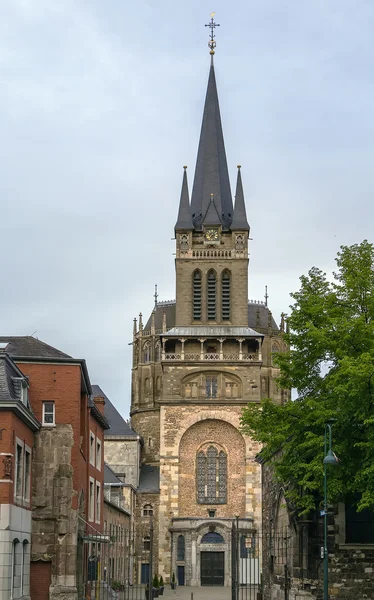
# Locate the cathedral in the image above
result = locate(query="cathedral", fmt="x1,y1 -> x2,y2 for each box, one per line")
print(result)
129,37 -> 287,587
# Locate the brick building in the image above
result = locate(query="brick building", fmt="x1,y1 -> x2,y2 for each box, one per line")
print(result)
0,337 -> 109,600
129,51 -> 288,587
0,353 -> 40,600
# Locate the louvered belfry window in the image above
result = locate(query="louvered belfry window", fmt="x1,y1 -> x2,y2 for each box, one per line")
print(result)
193,270 -> 202,320
222,271 -> 231,321
207,270 -> 217,320
197,445 -> 227,504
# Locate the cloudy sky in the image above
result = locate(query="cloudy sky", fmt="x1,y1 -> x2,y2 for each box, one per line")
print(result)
1,0 -> 374,415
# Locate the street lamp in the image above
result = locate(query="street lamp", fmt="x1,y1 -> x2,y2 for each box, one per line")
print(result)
323,421 -> 339,600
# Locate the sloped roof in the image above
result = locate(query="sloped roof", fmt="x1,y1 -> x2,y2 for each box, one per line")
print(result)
97,385 -> 137,437
0,354 -> 40,430
104,463 -> 124,485
138,465 -> 160,493
190,62 -> 233,230
231,167 -> 250,231
143,300 -> 279,334
175,167 -> 193,231
0,336 -> 71,359
144,301 -> 176,332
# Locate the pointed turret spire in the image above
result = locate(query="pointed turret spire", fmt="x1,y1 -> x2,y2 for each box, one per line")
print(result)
231,165 -> 250,231
190,61 -> 233,230
175,166 -> 193,231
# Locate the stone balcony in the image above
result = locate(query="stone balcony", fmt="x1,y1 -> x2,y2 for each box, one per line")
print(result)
163,352 -> 260,362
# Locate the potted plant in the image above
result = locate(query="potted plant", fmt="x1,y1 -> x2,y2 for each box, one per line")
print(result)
153,574 -> 160,598
171,572 -> 176,590
159,575 -> 164,595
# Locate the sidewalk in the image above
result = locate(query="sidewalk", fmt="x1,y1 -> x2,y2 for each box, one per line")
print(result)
163,586 -> 230,600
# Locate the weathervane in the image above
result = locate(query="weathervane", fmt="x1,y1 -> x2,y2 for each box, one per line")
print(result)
205,12 -> 220,55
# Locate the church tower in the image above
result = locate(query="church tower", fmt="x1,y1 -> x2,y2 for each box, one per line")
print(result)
130,21 -> 287,587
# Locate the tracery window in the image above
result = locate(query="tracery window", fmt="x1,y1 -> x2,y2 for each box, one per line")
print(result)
221,271 -> 231,321
197,445 -> 227,504
207,270 -> 217,320
143,342 -> 151,363
177,535 -> 185,561
193,270 -> 202,320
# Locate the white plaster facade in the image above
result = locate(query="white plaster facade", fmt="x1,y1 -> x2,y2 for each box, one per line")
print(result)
0,504 -> 31,600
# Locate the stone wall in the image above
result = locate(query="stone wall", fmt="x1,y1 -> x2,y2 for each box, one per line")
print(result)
104,436 -> 140,487
31,425 -> 78,600
261,458 -> 374,600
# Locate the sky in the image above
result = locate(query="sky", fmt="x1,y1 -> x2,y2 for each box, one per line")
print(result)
1,0 -> 374,415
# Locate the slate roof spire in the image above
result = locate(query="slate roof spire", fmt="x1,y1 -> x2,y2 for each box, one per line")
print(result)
175,166 -> 193,231
190,57 -> 233,230
231,165 -> 250,231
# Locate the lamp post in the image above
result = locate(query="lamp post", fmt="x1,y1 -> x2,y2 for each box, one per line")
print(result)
323,421 -> 339,600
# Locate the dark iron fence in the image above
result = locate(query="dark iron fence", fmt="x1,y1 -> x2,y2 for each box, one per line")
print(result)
77,523 -> 152,600
232,526 -> 292,600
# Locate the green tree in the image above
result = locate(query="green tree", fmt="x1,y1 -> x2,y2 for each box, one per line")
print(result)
241,240 -> 374,514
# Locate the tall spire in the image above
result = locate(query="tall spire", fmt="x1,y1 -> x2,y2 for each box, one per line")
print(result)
190,60 -> 233,230
231,165 -> 250,231
175,166 -> 193,231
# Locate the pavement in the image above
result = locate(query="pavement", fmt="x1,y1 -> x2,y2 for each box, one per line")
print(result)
162,586 -> 231,600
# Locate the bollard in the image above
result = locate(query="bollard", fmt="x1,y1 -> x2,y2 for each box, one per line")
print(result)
191,593 -> 194,600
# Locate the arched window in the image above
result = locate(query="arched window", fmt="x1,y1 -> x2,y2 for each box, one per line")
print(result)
207,270 -> 217,320
193,270 -> 202,320
177,535 -> 185,561
11,539 -> 20,599
201,532 -> 224,544
143,342 -> 151,363
22,540 -> 29,596
221,271 -> 231,321
196,445 -> 227,504
143,504 -> 153,517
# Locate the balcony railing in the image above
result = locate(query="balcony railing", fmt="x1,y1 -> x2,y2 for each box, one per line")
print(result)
163,353 -> 259,362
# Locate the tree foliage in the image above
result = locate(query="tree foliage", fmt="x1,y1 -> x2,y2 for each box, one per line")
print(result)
241,241 -> 374,514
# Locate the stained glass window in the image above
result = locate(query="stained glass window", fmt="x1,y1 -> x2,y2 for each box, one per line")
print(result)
177,535 -> 185,560
197,446 -> 227,504
201,532 -> 224,544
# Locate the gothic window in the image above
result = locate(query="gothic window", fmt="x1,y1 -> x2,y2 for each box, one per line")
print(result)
207,270 -> 217,320
180,234 -> 189,252
235,234 -> 245,251
272,343 -> 280,366
196,445 -> 227,504
193,270 -> 202,320
205,376 -> 218,398
221,271 -> 231,321
201,532 -> 224,544
143,342 -> 151,363
143,504 -> 153,517
177,535 -> 185,561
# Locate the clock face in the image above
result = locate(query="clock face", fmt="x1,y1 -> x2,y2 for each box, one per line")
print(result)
205,229 -> 219,242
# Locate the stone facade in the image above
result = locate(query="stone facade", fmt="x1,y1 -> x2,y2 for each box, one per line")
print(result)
127,58 -> 289,588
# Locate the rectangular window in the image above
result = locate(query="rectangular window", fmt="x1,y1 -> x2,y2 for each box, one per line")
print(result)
96,439 -> 101,471
95,482 -> 101,523
24,448 -> 31,502
89,478 -> 94,521
42,401 -> 55,425
90,432 -> 95,466
15,443 -> 23,498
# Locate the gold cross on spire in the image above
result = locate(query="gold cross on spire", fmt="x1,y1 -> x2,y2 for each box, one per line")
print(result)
205,12 -> 220,55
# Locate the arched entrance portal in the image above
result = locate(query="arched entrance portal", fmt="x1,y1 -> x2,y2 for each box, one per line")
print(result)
200,532 -> 225,586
